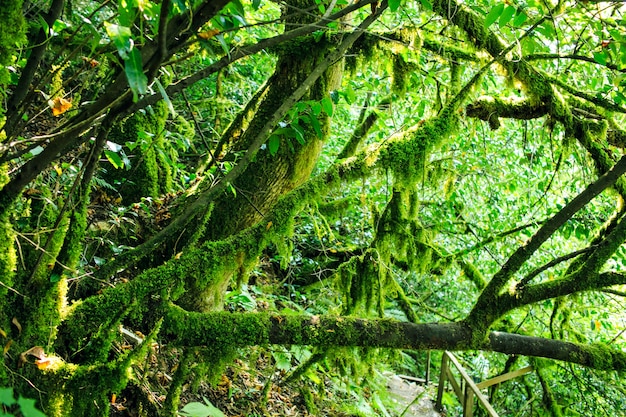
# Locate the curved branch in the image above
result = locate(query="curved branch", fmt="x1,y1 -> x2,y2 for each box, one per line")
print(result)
465,155 -> 626,328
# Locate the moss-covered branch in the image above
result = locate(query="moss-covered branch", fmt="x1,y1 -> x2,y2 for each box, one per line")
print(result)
465,155 -> 626,329
466,96 -> 550,129
160,309 -> 626,371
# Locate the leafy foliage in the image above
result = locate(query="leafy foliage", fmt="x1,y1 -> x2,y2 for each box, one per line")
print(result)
1,0 -> 626,416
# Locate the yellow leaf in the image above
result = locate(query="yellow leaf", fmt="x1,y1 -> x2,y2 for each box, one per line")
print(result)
54,165 -> 62,176
0,328 -> 6,338
49,97 -> 72,116
3,340 -> 12,354
198,29 -> 220,40
11,317 -> 21,334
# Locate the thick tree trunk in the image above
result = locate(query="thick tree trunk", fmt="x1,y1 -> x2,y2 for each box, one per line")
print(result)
203,2 -> 343,242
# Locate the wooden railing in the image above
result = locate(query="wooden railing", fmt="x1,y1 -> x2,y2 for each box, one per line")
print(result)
435,351 -> 533,417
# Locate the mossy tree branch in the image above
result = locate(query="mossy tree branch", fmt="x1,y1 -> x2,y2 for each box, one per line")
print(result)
465,155 -> 626,329
159,309 -> 626,371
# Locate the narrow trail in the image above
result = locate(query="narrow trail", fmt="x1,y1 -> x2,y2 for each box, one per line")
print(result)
386,374 -> 443,417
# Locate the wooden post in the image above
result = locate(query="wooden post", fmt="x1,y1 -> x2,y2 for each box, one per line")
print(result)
436,352 -> 449,410
425,350 -> 431,386
464,383 -> 474,417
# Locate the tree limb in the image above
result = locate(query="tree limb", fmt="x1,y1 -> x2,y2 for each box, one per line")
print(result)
160,309 -> 626,371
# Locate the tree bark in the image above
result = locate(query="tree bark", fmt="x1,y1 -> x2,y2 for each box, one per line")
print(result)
162,310 -> 626,371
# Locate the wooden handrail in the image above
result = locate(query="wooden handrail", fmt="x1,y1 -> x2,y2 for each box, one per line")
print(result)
435,351 -> 533,417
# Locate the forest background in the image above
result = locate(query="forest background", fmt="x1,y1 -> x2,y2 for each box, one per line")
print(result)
1,0 -> 626,415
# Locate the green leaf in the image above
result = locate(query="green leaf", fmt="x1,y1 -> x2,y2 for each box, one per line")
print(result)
484,3 -> 505,28
104,22 -> 132,59
0,388 -> 15,406
17,396 -> 46,417
50,272 -> 61,283
594,51 -> 608,65
125,48 -> 148,102
105,150 -> 125,169
512,10 -> 528,27
272,351 -> 292,371
389,0 -> 402,12
499,5 -> 516,27
419,0 -> 432,11
252,0 -> 261,9
291,122 -> 305,144
307,114 -> 323,138
154,78 -> 176,116
321,96 -> 334,117
310,101 -> 322,116
268,135 -> 280,155
118,0 -> 136,27
180,398 -> 225,417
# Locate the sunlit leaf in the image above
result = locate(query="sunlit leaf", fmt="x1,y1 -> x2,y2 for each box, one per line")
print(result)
499,5 -> 516,27
389,0 -> 401,12
125,48 -> 148,101
180,397 -> 225,417
321,97 -> 333,117
512,10 -> 528,27
484,3 -> 505,28
198,29 -> 220,40
49,97 -> 72,116
104,22 -> 132,60
105,150 -> 125,169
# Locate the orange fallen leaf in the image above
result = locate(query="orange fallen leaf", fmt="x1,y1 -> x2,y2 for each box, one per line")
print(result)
198,29 -> 220,40
49,97 -> 72,116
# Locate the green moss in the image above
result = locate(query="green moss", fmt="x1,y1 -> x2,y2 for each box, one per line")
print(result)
0,0 -> 25,88
105,102 -> 171,203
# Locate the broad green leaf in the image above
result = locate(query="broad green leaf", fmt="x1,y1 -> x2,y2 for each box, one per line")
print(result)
0,388 -> 15,406
499,5 -> 516,27
484,3 -> 505,28
321,97 -> 333,117
268,135 -> 280,155
252,0 -> 261,9
419,0 -> 432,11
389,0 -> 401,12
125,48 -> 148,102
593,51 -> 608,65
105,150 -> 125,169
272,351 -> 292,371
17,396 -> 46,417
104,22 -> 132,60
512,10 -> 528,27
118,0 -> 135,27
310,101 -> 322,116
180,398 -> 225,417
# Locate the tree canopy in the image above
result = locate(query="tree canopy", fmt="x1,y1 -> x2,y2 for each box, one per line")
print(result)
1,0 -> 626,415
